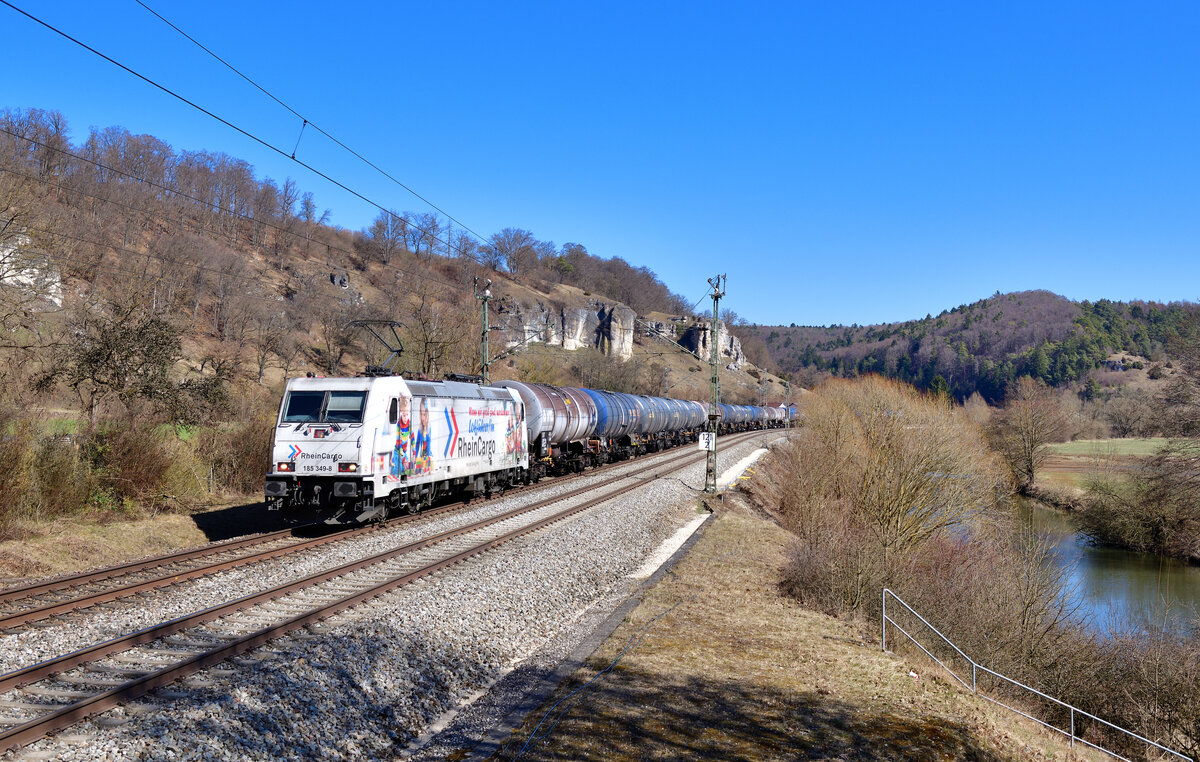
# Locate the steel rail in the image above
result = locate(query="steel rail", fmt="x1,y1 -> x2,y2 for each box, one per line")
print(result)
0,525 -> 316,604
0,432 -> 750,692
0,431 -> 757,753
0,430 -> 739,628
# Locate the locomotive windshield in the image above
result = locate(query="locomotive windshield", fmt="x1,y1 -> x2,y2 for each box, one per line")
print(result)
281,390 -> 368,423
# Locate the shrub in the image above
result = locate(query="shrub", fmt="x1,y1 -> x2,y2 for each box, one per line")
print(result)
758,376 -> 1199,755
82,419 -> 205,514
1079,441 -> 1200,561
0,409 -> 95,536
0,409 -> 41,538
192,409 -> 276,495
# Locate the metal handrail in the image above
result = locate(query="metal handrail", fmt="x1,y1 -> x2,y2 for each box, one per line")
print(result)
881,588 -> 1188,761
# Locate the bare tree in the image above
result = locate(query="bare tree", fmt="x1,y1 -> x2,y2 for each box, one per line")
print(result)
1105,394 -> 1153,438
401,281 -> 472,377
249,303 -> 286,383
359,209 -> 405,266
404,212 -> 441,262
991,376 -> 1068,491
293,282 -> 362,375
0,174 -> 59,337
485,228 -> 537,278
299,192 -> 330,252
35,299 -> 183,426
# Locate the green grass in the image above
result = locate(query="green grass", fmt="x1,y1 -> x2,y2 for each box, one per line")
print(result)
46,417 -> 78,436
1045,438 -> 1168,456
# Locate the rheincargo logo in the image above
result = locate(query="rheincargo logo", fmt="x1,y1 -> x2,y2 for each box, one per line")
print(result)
299,452 -> 343,461
457,437 -> 497,459
444,408 -> 459,458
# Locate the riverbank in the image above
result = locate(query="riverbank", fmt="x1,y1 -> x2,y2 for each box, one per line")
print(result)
493,506 -> 1103,760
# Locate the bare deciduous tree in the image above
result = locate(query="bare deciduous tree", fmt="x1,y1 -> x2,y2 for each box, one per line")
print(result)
359,209 -> 406,266
485,228 -> 537,278
35,300 -> 183,426
991,376 -> 1068,491
404,212 -> 440,262
400,281 -> 472,377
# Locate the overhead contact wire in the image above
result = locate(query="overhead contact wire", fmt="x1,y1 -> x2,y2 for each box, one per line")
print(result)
132,0 -> 491,244
0,133 -> 464,292
0,0 -> 480,262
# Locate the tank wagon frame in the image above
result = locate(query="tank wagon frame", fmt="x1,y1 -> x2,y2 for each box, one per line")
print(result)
265,375 -> 796,524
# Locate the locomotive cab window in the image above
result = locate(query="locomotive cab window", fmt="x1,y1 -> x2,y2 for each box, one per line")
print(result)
282,391 -> 324,422
281,390 -> 368,423
388,398 -> 399,424
325,391 -> 368,423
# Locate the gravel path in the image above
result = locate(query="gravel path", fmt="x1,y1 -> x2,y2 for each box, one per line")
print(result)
7,434 -> 777,761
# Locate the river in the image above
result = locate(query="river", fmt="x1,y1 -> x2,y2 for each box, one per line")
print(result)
1017,499 -> 1200,633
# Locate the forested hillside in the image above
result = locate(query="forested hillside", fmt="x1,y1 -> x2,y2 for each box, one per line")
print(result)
0,106 -> 694,404
747,290 -> 1198,401
0,106 -> 712,534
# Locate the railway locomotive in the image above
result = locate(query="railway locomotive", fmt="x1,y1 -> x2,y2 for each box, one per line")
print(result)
264,374 -> 793,524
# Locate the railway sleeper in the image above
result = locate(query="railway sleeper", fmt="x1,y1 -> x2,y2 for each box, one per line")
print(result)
55,674 -> 131,689
21,686 -> 95,700
0,700 -> 71,711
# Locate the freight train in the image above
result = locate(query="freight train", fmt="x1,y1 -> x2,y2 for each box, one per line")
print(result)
264,375 -> 794,524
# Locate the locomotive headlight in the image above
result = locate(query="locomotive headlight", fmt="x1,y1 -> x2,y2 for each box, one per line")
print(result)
338,462 -> 359,473
277,462 -> 294,472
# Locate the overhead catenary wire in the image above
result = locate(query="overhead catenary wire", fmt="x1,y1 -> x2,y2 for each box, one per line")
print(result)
18,222 -> 299,293
0,0 -> 483,265
0,130 -> 468,293
0,163 -> 462,295
131,0 -> 491,247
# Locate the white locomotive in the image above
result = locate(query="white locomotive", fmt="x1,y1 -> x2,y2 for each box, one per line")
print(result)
264,376 -> 528,523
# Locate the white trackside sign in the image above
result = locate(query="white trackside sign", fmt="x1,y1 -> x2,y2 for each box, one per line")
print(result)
698,432 -> 716,452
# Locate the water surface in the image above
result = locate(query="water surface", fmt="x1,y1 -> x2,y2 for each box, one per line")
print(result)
1017,499 -> 1200,633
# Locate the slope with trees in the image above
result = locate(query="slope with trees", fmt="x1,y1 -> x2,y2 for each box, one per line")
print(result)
746,290 -> 1197,402
0,106 -> 738,538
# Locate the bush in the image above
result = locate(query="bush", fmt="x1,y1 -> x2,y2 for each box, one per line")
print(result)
1079,441 -> 1200,562
192,409 -> 276,495
1100,620 -> 1200,761
757,376 -> 1200,756
0,409 -> 95,537
780,376 -> 1006,564
82,420 -> 206,514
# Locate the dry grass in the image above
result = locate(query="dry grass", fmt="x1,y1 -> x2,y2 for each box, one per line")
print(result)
0,512 -> 214,582
1045,438 -> 1168,457
495,511 -> 1106,761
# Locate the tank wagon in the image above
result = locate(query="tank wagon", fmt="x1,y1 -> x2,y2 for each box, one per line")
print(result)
265,374 -> 793,524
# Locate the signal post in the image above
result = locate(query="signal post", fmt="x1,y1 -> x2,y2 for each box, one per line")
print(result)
704,274 -> 725,494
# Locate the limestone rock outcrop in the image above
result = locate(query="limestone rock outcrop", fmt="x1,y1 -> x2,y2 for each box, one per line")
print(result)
677,320 -> 746,369
493,297 -> 636,360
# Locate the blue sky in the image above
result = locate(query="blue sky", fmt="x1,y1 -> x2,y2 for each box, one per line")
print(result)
4,1 -> 1198,326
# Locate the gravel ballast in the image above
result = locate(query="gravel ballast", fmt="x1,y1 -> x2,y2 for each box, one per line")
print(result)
6,434 -> 780,761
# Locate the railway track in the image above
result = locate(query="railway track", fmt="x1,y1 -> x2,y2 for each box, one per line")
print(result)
0,431 -> 763,753
0,433 -> 748,634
